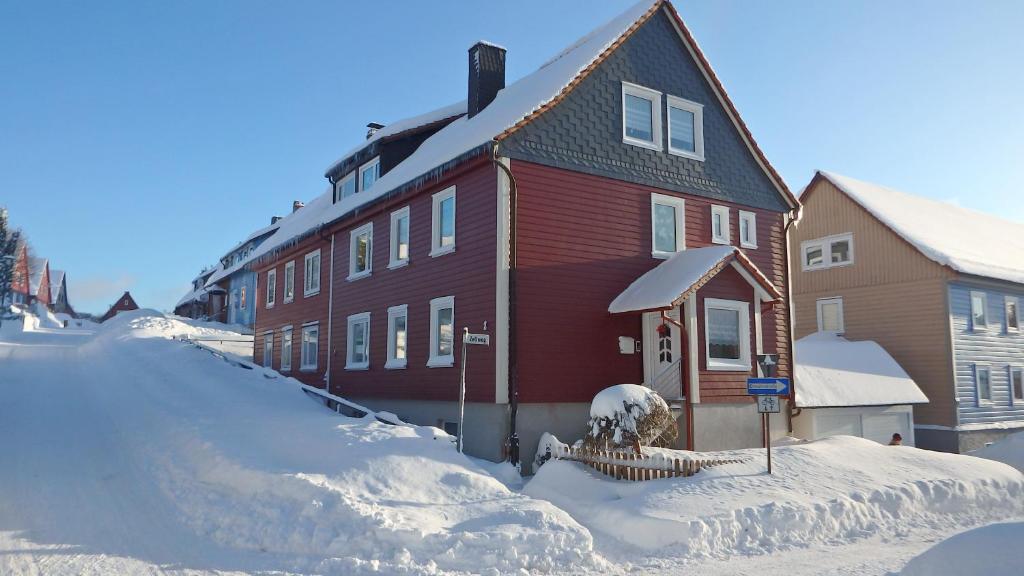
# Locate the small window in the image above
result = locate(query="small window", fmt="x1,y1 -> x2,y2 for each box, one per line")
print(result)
704,298 -> 750,371
739,211 -> 757,249
334,172 -> 356,202
304,249 -> 321,296
280,328 -> 292,372
389,206 -> 410,268
386,305 -> 408,369
801,233 -> 854,271
971,291 -> 987,330
1011,367 -> 1023,404
265,268 -> 276,307
430,186 -> 456,257
621,82 -> 662,150
349,222 -> 373,280
428,296 -> 455,367
831,239 -> 851,265
666,95 -> 704,160
300,323 -> 319,371
816,297 -> 844,333
650,193 -> 685,258
359,157 -> 380,192
346,313 -> 370,370
1005,296 -> 1019,332
711,205 -> 730,245
263,333 -> 274,367
239,286 -> 246,309
283,261 -> 295,303
975,364 -> 992,405
803,243 -> 824,268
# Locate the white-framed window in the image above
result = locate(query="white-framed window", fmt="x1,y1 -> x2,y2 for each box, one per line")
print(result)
801,233 -> 854,271
1011,366 -> 1024,404
283,261 -> 295,303
428,296 -> 455,367
345,313 -> 371,370
386,305 -> 408,369
711,205 -> 730,245
262,332 -> 274,367
975,364 -> 992,405
334,172 -> 356,202
265,268 -> 276,308
621,82 -> 662,150
970,291 -> 987,330
348,222 -> 373,280
816,297 -> 845,333
303,249 -> 321,296
650,193 -> 686,258
359,157 -> 380,192
739,210 -> 757,249
300,323 -> 319,371
389,206 -> 410,269
704,298 -> 750,371
280,327 -> 292,372
430,186 -> 456,257
666,95 -> 704,161
1005,296 -> 1019,333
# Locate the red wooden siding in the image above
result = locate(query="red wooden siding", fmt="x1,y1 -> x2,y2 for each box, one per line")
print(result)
36,264 -> 50,306
11,246 -> 29,296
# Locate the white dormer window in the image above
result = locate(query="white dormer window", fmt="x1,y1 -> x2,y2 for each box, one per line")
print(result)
711,205 -> 730,245
667,95 -> 704,161
430,186 -> 456,257
335,172 -> 356,202
359,157 -> 380,192
348,222 -> 373,280
739,211 -> 757,249
622,82 -> 662,150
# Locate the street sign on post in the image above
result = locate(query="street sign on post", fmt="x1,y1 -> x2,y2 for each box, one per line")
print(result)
464,333 -> 490,346
748,376 -> 788,475
746,377 -> 790,396
457,328 -> 491,454
756,395 -> 780,413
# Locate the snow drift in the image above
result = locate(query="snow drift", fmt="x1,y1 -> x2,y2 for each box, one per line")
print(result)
969,430 -> 1024,472
900,522 -> 1024,575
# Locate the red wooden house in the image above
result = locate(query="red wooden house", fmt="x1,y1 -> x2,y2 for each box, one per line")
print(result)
27,257 -> 50,309
99,291 -> 139,322
249,0 -> 799,470
9,238 -> 30,306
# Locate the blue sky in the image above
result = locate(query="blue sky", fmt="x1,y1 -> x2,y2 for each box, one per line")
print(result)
2,1 -> 1021,314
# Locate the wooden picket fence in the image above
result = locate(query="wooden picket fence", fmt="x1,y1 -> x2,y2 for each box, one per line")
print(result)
548,444 -> 745,481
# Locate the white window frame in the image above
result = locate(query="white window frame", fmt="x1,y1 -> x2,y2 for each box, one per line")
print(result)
300,322 -> 319,371
345,313 -> 371,370
283,260 -> 295,303
1011,366 -> 1024,404
711,205 -> 730,245
1005,295 -> 1019,333
280,326 -> 292,372
621,82 -> 662,151
430,186 -> 456,257
348,222 -> 373,281
428,296 -> 456,368
970,290 -> 987,331
650,193 -> 686,259
816,296 -> 845,333
975,364 -> 992,405
334,172 -> 356,202
801,233 -> 854,271
358,157 -> 380,192
262,332 -> 274,367
386,305 -> 409,370
389,206 -> 411,269
303,249 -> 321,297
739,210 -> 758,249
703,297 -> 751,372
265,268 -> 276,308
666,94 -> 704,161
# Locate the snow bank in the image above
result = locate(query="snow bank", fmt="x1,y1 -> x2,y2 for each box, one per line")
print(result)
524,436 -> 1024,561
970,431 -> 1024,472
900,522 -> 1024,575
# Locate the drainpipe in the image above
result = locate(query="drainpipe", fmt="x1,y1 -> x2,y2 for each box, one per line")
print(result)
491,142 -> 520,467
325,232 -> 336,393
784,206 -> 803,432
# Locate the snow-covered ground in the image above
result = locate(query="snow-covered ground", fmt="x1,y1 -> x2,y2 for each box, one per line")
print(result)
970,430 -> 1024,472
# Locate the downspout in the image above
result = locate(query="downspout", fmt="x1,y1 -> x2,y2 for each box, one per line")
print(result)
491,142 -> 520,467
784,206 -> 803,431
325,231 -> 336,393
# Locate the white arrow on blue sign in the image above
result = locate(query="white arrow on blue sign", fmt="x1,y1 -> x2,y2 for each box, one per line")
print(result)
747,377 -> 790,395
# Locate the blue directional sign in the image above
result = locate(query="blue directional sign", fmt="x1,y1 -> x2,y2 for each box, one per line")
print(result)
747,377 -> 790,396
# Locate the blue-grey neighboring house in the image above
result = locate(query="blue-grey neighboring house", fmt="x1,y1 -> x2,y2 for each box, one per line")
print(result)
792,171 -> 1024,453
204,217 -> 283,328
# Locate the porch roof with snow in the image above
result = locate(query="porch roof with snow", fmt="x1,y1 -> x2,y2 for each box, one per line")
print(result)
794,333 -> 929,408
608,246 -> 781,314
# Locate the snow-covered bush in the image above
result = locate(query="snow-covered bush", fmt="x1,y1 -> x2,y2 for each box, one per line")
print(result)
581,384 -> 677,452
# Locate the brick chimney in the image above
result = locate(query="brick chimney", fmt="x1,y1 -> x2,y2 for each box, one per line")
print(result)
292,200 -> 304,213
468,41 -> 506,118
271,216 -> 282,225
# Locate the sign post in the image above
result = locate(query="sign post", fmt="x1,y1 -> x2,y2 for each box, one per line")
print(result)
457,329 -> 490,453
747,376 -> 789,475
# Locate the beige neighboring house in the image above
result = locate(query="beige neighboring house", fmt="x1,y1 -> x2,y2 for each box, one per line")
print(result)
791,171 -> 1024,453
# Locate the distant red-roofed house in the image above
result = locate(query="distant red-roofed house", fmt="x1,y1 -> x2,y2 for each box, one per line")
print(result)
100,291 -> 139,322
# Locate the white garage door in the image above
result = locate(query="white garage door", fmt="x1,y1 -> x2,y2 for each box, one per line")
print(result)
862,412 -> 911,446
816,413 -> 862,438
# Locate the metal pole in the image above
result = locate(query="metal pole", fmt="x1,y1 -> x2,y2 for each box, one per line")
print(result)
765,412 -> 772,475
458,327 -> 468,453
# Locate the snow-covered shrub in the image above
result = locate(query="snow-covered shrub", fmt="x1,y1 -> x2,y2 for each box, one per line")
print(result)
534,432 -> 570,470
581,384 -> 677,452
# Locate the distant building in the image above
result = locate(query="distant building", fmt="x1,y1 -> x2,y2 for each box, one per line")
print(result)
100,291 -> 139,322
174,267 -> 223,321
27,256 -> 50,309
49,269 -> 73,315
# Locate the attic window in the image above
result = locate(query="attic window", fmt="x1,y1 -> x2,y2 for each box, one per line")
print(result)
335,172 -> 356,202
801,233 -> 854,271
359,157 -> 380,192
667,95 -> 704,161
622,82 -> 662,150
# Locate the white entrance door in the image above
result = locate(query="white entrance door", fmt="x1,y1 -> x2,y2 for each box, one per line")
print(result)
643,308 -> 682,400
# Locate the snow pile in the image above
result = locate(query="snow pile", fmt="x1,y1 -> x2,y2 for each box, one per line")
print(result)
587,384 -> 673,448
91,308 -> 243,343
524,436 -> 1024,561
900,522 -> 1024,575
970,430 -> 1024,472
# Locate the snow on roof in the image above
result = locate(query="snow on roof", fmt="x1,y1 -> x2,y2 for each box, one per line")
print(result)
818,171 -> 1024,286
794,332 -> 929,408
49,269 -> 64,301
27,257 -> 47,295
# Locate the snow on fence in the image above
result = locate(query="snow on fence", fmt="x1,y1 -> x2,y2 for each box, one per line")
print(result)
549,444 -> 744,481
